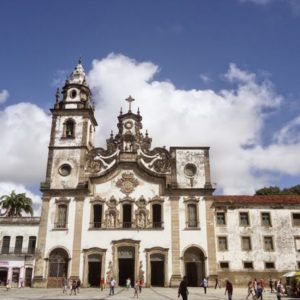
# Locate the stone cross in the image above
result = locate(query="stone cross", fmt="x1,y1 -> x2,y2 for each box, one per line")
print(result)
125,95 -> 135,112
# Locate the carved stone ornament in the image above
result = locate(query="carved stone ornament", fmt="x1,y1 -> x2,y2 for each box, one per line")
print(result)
116,172 -> 139,195
85,147 -> 119,174
136,196 -> 147,208
138,147 -> 171,174
107,196 -> 118,208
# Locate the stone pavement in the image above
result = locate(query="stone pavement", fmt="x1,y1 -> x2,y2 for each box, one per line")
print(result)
0,286 -> 292,300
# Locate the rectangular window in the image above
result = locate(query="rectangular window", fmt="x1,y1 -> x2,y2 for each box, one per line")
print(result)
295,237 -> 300,251
297,261 -> 300,269
152,204 -> 162,228
123,204 -> 132,228
241,236 -> 252,251
293,213 -> 300,226
243,261 -> 254,269
264,236 -> 274,251
265,262 -> 275,269
220,262 -> 229,269
218,237 -> 228,251
216,212 -> 226,225
57,205 -> 67,228
1,236 -> 10,254
240,212 -> 250,226
27,236 -> 36,254
187,204 -> 198,227
261,212 -> 272,227
93,204 -> 102,228
14,236 -> 23,254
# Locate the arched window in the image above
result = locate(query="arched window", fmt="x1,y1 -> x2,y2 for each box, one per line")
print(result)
1,236 -> 10,254
14,236 -> 23,254
48,248 -> 69,278
184,197 -> 199,229
63,119 -> 75,138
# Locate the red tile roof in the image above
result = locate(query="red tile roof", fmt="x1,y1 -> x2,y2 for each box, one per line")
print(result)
212,195 -> 300,205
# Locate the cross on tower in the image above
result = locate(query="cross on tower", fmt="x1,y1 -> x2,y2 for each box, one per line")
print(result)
125,95 -> 135,112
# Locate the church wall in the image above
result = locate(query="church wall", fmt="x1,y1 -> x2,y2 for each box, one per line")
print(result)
215,206 -> 300,284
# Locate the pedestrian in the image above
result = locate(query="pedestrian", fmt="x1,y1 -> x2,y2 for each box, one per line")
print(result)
202,277 -> 208,294
256,282 -> 263,300
225,280 -> 233,300
6,280 -> 11,291
139,279 -> 143,293
276,281 -> 284,300
70,280 -> 77,295
62,276 -> 68,294
126,277 -> 131,290
246,280 -> 256,300
133,280 -> 139,298
215,277 -> 220,289
76,278 -> 81,294
178,276 -> 189,300
109,277 -> 116,295
269,279 -> 274,293
100,277 -> 105,291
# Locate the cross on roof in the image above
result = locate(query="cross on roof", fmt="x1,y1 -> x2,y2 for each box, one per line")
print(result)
125,95 -> 135,112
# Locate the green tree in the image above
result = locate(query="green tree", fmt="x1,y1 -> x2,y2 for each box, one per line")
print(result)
0,190 -> 33,217
255,186 -> 281,195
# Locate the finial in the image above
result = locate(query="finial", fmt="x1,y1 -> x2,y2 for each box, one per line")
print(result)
137,107 -> 140,115
120,107 -> 123,115
55,88 -> 60,103
78,56 -> 82,65
145,130 -> 148,137
110,130 -> 114,138
125,95 -> 135,112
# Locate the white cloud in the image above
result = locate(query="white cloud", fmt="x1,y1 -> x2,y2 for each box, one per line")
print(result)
0,182 -> 41,216
199,74 -> 211,84
275,115 -> 300,144
88,53 -> 299,194
0,103 -> 51,185
0,89 -> 9,104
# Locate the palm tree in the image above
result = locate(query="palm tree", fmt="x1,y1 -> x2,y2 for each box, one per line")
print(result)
0,190 -> 33,217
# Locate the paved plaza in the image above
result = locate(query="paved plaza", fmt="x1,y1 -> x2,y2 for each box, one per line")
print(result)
0,286 -> 293,300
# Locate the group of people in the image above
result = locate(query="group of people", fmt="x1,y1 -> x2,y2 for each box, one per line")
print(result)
62,277 -> 81,295
104,277 -> 144,297
178,276 -> 233,300
246,278 -> 284,300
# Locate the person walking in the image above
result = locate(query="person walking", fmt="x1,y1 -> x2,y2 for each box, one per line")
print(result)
139,279 -> 143,293
246,280 -> 256,300
70,280 -> 77,296
276,281 -> 284,300
62,276 -> 68,294
76,278 -> 81,294
256,282 -> 263,300
202,277 -> 208,294
215,277 -> 220,289
109,278 -> 116,295
178,276 -> 189,300
100,277 -> 105,291
126,277 -> 131,290
225,280 -> 233,300
133,280 -> 139,298
269,279 -> 274,293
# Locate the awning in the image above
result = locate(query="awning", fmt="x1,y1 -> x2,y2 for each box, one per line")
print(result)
283,271 -> 296,277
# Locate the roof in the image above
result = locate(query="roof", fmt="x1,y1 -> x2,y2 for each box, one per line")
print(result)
212,195 -> 300,206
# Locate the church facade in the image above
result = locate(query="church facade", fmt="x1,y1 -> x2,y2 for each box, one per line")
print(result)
2,60 -> 296,288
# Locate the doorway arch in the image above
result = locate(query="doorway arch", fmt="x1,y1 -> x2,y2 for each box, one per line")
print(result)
183,246 -> 205,286
47,248 -> 69,287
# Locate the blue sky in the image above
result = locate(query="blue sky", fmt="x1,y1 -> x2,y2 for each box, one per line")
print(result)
0,0 -> 300,209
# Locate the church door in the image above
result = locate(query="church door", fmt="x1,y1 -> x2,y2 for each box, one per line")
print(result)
88,254 -> 101,287
150,254 -> 164,286
118,246 -> 135,286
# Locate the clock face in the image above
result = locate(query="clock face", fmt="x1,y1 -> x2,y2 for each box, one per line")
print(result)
124,121 -> 133,129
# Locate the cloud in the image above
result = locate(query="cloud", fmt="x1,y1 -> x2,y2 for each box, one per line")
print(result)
274,115 -> 300,144
239,0 -> 272,4
0,103 -> 51,185
0,182 -> 41,216
0,89 -> 9,104
199,74 -> 212,84
88,53 -> 299,194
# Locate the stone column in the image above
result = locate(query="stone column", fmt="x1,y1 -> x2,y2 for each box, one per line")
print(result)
170,196 -> 181,287
70,197 -> 84,279
32,197 -> 50,288
205,197 -> 217,276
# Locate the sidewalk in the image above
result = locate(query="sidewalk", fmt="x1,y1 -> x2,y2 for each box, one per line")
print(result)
0,286 -> 289,300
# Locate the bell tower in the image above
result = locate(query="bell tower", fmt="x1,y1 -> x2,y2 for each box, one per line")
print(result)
42,59 -> 97,190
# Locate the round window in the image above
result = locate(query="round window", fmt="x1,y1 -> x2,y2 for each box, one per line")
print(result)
59,164 -> 72,176
184,163 -> 197,177
70,89 -> 77,99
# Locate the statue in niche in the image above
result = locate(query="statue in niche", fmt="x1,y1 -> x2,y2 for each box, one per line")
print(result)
108,213 -> 115,228
138,213 -> 145,228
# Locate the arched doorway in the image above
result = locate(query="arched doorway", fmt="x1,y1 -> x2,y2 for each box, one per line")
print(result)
183,247 -> 205,287
47,248 -> 69,288
150,253 -> 164,286
88,254 -> 102,287
118,246 -> 135,286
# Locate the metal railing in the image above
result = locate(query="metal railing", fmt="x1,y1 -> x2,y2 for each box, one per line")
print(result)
54,222 -> 68,229
1,247 -> 36,255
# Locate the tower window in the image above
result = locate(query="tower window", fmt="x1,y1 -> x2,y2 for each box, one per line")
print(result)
63,119 -> 75,138
56,205 -> 68,228
187,204 -> 198,227
70,89 -> 77,99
